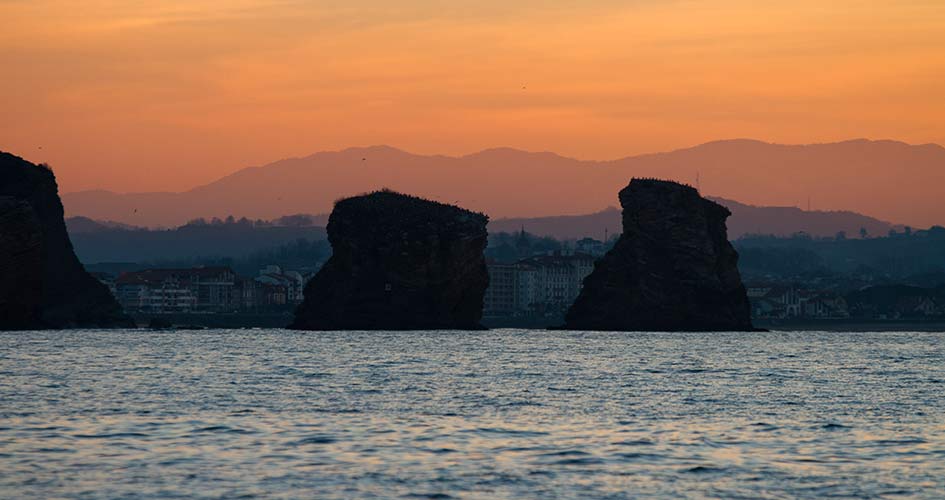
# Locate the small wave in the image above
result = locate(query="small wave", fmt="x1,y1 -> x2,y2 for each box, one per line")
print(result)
871,438 -> 928,445
23,426 -> 68,432
537,450 -> 590,457
158,457 -> 198,466
310,408 -> 363,414
419,447 -> 456,454
614,452 -> 665,462
748,422 -> 781,432
193,425 -> 255,435
73,432 -> 148,439
491,446 -> 554,453
612,439 -> 656,446
290,434 -> 337,445
466,427 -> 550,437
498,400 -> 543,407
551,456 -> 605,466
683,465 -> 727,474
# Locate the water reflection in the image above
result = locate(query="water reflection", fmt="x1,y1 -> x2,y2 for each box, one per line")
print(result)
1,329 -> 944,498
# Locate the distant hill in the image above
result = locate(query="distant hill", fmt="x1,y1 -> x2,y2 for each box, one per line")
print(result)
489,200 -> 899,240
67,194 -> 901,263
709,198 -> 901,240
65,216 -> 141,234
68,221 -> 327,264
736,227 -> 945,278
61,139 -> 945,228
489,208 -> 622,241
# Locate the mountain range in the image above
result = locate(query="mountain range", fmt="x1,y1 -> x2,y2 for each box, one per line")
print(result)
59,139 -> 945,229
488,199 -> 902,241
66,199 -> 899,244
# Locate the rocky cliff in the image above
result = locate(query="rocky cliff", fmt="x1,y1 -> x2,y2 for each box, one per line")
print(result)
290,190 -> 489,330
563,179 -> 753,331
0,152 -> 133,329
0,197 -> 44,329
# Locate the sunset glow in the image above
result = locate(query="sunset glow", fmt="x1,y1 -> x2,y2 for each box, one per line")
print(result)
5,3 -> 945,496
3,0 -> 945,193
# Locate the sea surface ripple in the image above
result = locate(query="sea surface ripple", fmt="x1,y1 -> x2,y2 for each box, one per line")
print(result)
1,329 -> 944,499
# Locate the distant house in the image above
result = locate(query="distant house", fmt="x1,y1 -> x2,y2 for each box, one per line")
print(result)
846,285 -> 944,320
484,252 -> 596,316
803,292 -> 849,319
484,262 -> 517,315
257,282 -> 288,307
749,285 -> 850,319
915,297 -> 937,316
895,296 -> 937,317
745,285 -> 774,299
575,237 -> 606,257
255,265 -> 305,304
762,286 -> 801,317
751,298 -> 784,319
236,278 -> 289,311
115,267 -> 237,313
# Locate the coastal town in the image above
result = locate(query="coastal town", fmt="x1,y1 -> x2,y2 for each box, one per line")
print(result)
99,265 -> 310,314
85,229 -> 945,327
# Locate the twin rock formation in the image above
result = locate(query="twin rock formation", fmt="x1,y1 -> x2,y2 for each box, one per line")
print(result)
0,152 -> 132,330
292,180 -> 752,331
0,151 -> 748,332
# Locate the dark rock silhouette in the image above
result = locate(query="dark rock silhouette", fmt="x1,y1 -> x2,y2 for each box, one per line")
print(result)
563,179 -> 753,331
0,152 -> 133,330
0,197 -> 44,329
291,190 -> 489,330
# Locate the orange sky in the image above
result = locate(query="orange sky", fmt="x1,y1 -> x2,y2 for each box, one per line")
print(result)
2,0 -> 944,194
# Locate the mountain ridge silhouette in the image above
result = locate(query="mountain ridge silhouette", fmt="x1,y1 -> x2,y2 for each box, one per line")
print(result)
57,138 -> 945,228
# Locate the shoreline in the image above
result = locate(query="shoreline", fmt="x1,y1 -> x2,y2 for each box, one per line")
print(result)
753,319 -> 945,332
55,313 -> 945,333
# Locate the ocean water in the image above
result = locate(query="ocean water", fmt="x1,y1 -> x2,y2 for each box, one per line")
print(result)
1,329 -> 944,499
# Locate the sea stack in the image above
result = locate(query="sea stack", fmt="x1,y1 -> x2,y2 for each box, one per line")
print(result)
0,197 -> 44,329
0,152 -> 133,330
563,178 -> 753,331
290,190 -> 489,330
